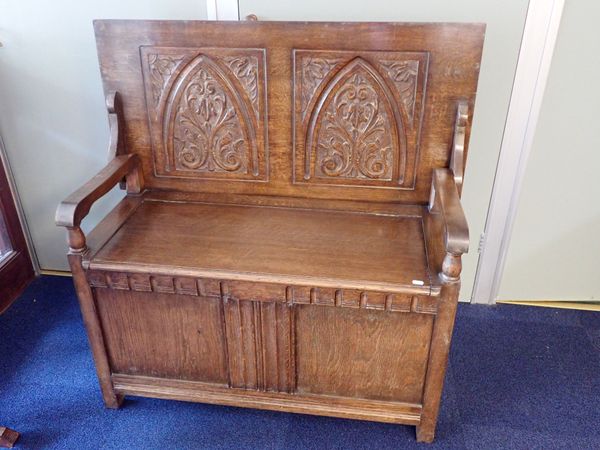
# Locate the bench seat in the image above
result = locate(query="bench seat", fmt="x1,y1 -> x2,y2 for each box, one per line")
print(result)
86,198 -> 437,296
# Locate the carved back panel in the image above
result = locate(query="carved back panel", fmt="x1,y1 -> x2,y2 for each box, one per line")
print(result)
141,47 -> 267,181
95,20 -> 484,204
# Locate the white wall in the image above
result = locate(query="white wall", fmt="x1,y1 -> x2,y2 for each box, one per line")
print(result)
240,0 -> 529,300
498,0 -> 600,301
0,0 -> 207,271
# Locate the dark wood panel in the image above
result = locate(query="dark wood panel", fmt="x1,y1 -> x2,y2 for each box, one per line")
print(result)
91,200 -> 432,291
95,20 -> 484,204
95,288 -> 228,384
296,305 -> 433,403
0,152 -> 34,313
0,250 -> 34,314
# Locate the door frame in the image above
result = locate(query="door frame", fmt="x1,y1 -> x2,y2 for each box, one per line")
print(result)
208,0 -> 566,305
0,134 -> 38,274
206,0 -> 240,20
471,0 -> 565,304
0,134 -> 37,311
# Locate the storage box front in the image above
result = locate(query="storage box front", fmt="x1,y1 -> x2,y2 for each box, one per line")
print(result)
92,274 -> 435,407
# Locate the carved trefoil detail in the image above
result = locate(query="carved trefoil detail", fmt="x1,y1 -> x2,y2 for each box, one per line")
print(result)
141,47 -> 267,181
294,50 -> 428,189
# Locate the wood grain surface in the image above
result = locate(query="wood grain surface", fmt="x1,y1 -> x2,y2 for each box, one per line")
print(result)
91,200 -> 432,291
296,305 -> 433,403
94,20 -> 484,205
54,20 -> 484,443
96,289 -> 228,383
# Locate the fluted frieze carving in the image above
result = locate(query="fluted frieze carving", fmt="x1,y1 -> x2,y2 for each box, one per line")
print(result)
87,270 -> 438,315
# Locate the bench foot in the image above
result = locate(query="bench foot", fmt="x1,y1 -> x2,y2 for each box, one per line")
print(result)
105,393 -> 124,409
0,427 -> 19,448
416,425 -> 435,444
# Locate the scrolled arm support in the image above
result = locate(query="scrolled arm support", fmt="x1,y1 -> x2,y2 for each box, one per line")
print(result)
106,92 -> 127,158
55,153 -> 143,254
429,168 -> 469,283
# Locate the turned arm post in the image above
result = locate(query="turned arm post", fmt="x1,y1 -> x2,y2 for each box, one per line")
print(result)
426,99 -> 470,284
418,167 -> 469,443
53,155 -> 140,409
54,92 -> 138,409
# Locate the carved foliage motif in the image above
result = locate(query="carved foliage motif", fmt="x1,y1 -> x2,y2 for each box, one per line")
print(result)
313,67 -> 396,181
148,54 -> 184,108
301,57 -> 341,116
223,56 -> 259,117
171,59 -> 249,174
379,60 -> 419,125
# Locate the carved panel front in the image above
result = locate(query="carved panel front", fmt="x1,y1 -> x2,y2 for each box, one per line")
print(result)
141,47 -> 268,181
294,50 -> 429,189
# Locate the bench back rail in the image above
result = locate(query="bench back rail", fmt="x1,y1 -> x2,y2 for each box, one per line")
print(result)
94,20 -> 484,206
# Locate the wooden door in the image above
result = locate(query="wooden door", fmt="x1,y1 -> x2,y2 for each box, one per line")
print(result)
0,153 -> 34,313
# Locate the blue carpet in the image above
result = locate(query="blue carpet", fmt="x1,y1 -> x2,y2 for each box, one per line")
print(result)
1,276 -> 599,449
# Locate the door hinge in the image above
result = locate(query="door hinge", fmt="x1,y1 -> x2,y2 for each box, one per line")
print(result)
477,232 -> 486,253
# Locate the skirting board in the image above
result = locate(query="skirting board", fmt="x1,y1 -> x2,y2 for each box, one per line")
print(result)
40,269 -> 72,277
497,300 -> 600,312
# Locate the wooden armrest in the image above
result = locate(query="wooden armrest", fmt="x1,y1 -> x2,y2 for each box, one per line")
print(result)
426,168 -> 469,283
429,169 -> 469,255
55,153 -> 142,253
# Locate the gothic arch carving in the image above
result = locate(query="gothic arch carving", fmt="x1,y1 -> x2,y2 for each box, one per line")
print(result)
304,57 -> 407,184
163,54 -> 258,176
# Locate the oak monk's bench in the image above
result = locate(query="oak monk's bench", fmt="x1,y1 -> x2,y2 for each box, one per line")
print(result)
55,20 -> 484,443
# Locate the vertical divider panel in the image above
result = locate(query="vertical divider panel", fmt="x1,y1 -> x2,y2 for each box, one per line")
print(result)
221,291 -> 296,392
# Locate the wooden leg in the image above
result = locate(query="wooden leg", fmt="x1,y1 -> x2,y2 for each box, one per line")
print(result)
417,281 -> 460,443
415,425 -> 435,444
0,427 -> 19,448
68,253 -> 123,409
